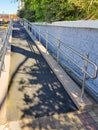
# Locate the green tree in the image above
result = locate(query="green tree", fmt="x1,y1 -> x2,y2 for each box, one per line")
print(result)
17,0 -> 98,22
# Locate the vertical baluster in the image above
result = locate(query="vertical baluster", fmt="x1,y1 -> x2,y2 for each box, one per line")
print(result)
30,24 -> 32,33
57,39 -> 60,63
39,28 -> 40,42
2,61 -> 5,71
80,53 -> 89,101
46,31 -> 48,54
34,27 -> 36,37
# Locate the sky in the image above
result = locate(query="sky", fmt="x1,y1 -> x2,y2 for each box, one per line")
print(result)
0,0 -> 18,14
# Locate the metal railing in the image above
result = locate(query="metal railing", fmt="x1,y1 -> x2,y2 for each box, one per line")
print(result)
20,18 -> 98,100
0,20 -> 13,76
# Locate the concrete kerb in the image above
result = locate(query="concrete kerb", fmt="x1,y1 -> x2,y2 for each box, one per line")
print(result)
0,35 -> 12,124
24,26 -> 93,111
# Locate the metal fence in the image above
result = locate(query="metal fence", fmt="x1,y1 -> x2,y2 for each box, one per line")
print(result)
0,20 -> 13,76
20,18 -> 98,100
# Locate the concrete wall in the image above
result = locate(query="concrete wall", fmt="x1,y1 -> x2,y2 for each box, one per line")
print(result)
32,20 -> 98,102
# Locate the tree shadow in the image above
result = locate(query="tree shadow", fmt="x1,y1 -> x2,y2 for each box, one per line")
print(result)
15,44 -> 77,119
21,116 -> 70,130
12,21 -> 31,41
20,112 -> 84,130
7,21 -> 77,124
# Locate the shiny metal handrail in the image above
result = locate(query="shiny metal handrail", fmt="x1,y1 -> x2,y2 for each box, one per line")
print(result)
29,24 -> 97,77
21,18 -> 98,100
0,20 -> 13,75
30,23 -> 98,78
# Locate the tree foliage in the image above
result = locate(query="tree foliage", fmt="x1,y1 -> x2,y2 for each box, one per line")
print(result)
17,0 -> 98,22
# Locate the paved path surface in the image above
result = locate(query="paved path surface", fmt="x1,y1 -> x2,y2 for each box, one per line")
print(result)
0,22 -> 98,130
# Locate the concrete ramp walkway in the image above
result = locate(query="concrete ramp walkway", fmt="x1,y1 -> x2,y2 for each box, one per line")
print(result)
0,22 -> 98,130
7,22 -> 77,122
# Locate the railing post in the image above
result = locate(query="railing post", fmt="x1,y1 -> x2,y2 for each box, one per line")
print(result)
26,22 -> 28,29
27,23 -> 29,30
2,61 -> 5,71
57,39 -> 60,63
22,20 -> 24,27
34,28 -> 36,37
27,23 -> 29,31
24,20 -> 25,27
46,31 -> 48,54
33,28 -> 34,36
39,28 -> 40,42
30,24 -> 32,33
80,53 -> 89,101
36,30 -> 37,39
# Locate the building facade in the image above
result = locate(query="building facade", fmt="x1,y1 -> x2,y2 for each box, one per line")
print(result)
0,14 -> 18,23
